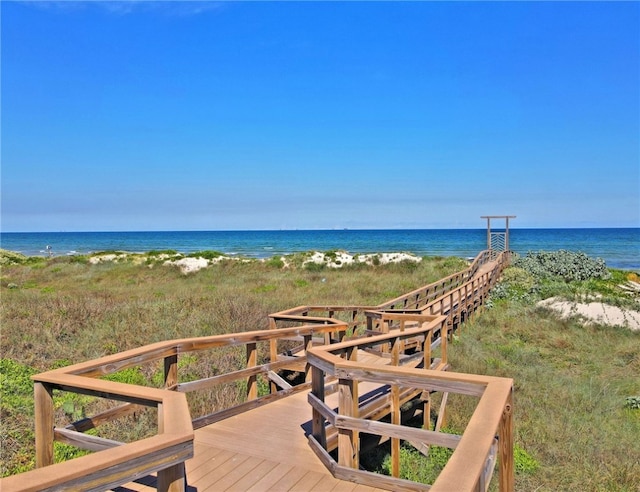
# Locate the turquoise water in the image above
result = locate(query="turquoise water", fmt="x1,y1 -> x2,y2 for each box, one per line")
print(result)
1,228 -> 638,270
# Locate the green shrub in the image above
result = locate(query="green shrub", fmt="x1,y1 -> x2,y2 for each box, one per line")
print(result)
514,250 -> 610,282
304,261 -> 325,272
0,250 -> 46,266
625,396 -> 640,410
187,250 -> 224,260
253,284 -> 277,294
147,250 -> 178,257
514,444 -> 539,474
265,256 -> 285,268
102,367 -> 148,386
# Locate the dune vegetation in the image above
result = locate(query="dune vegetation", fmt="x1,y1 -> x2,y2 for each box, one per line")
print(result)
1,249 -> 638,490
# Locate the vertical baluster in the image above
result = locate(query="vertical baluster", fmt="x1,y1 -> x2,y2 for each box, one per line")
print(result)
246,342 -> 257,400
164,354 -> 178,389
391,335 -> 401,477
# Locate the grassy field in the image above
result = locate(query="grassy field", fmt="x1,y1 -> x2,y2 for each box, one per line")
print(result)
1,250 -> 638,490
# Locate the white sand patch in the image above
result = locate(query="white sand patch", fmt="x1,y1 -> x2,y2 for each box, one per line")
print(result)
356,252 -> 422,266
302,251 -> 422,268
89,253 -> 127,264
537,297 -> 640,331
164,257 -> 210,274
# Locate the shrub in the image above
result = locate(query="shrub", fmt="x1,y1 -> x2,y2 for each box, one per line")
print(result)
625,396 -> 640,410
265,256 -> 285,268
513,250 -> 610,282
187,250 -> 224,260
147,250 -> 178,257
514,444 -> 539,474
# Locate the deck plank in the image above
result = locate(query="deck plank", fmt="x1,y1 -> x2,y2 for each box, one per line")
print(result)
224,458 -> 285,491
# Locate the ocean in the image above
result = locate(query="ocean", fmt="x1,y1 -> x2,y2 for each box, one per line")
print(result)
0,228 -> 638,271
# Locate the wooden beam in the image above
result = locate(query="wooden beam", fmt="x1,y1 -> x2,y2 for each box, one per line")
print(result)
54,428 -> 122,452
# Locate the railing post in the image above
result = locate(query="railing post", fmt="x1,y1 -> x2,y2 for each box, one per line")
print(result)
338,378 -> 359,470
158,464 -> 187,492
311,365 -> 327,449
246,342 -> 258,400
498,388 -> 515,492
268,316 -> 278,361
164,354 -> 178,389
268,317 -> 279,394
304,334 -> 313,382
157,403 -> 186,492
391,335 -> 401,477
441,320 -> 448,366
338,345 -> 359,470
34,381 -> 54,468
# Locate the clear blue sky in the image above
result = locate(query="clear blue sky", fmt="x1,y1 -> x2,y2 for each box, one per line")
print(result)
2,1 -> 639,232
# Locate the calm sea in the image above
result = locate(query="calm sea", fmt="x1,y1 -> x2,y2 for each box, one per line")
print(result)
0,229 -> 638,270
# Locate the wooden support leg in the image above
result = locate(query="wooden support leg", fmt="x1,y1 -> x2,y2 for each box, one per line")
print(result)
435,392 -> 449,432
35,382 -> 54,468
164,354 -> 178,389
158,463 -> 186,492
338,378 -> 359,470
498,390 -> 515,492
246,342 -> 257,400
311,366 -> 327,449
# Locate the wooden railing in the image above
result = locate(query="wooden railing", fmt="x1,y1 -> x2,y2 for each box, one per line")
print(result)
0,322 -> 349,492
307,325 -> 514,492
270,249 -> 509,340
1,249 -> 513,492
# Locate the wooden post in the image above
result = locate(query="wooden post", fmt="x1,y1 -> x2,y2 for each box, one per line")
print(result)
338,378 -> 359,470
423,391 -> 431,431
268,317 -> 278,362
157,402 -> 186,492
498,389 -> 515,492
158,464 -> 186,492
391,335 -> 401,477
164,354 -> 178,389
380,319 -> 389,353
311,366 -> 327,449
304,334 -> 313,382
35,381 -> 54,468
338,345 -> 359,469
246,342 -> 258,400
268,318 -> 278,394
441,321 -> 448,366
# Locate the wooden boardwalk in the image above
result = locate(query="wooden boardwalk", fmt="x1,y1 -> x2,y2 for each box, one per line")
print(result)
119,353 -> 393,492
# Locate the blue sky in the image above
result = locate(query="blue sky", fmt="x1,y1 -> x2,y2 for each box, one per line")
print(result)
2,1 -> 639,232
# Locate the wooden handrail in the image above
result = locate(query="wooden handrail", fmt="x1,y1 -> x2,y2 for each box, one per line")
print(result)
306,318 -> 514,492
0,321 -> 350,492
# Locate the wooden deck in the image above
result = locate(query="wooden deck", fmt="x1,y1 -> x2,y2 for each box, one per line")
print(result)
119,353 -> 393,492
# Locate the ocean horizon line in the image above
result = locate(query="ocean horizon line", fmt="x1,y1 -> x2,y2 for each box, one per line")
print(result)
2,226 -> 638,234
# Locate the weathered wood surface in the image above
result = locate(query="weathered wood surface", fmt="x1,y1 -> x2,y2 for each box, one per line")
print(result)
116,380 -> 390,491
